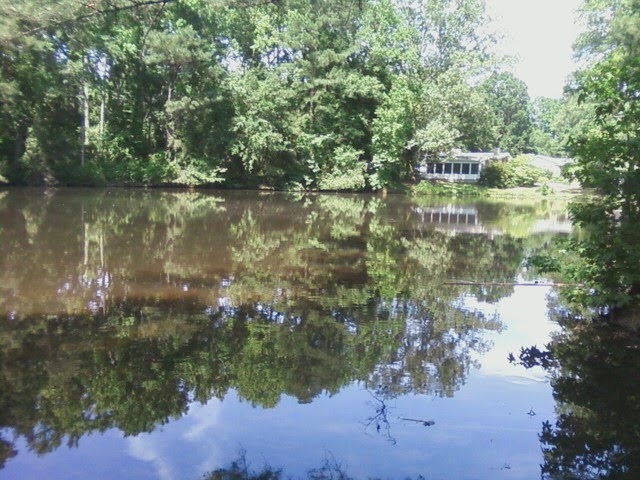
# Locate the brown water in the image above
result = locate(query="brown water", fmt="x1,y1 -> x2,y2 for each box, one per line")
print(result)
0,188 -> 573,479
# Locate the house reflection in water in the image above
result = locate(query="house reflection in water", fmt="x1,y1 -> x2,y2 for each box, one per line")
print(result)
413,204 -> 573,236
413,205 -> 498,235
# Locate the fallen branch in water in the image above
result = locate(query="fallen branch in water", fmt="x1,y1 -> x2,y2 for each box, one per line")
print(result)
399,417 -> 435,426
444,281 -> 584,287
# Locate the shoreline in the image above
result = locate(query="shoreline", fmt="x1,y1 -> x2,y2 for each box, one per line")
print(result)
0,181 -> 586,198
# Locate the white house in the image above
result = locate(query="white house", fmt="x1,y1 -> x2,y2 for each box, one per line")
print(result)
417,150 -> 511,183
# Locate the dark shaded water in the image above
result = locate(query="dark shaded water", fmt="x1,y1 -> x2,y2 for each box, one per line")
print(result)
0,189 -> 574,479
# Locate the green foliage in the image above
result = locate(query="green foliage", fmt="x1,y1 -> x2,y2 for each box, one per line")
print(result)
229,69 -> 298,185
481,72 -> 533,154
480,155 -> 549,188
202,452 -> 365,480
413,69 -> 498,156
530,96 -> 596,157
408,0 -> 495,75
203,455 -> 283,480
370,76 -> 417,189
527,246 -> 565,275
0,0 -> 529,190
513,3 -> 640,463
170,163 -> 224,187
413,179 -> 576,199
541,323 -> 640,479
550,0 -> 640,309
514,321 -> 640,479
317,147 -> 367,191
66,161 -> 107,186
0,0 -> 568,194
530,97 -> 567,156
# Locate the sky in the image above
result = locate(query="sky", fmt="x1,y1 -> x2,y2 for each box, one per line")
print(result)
485,0 -> 584,99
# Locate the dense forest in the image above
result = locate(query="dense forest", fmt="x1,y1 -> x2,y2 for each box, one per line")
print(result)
0,0 -> 579,189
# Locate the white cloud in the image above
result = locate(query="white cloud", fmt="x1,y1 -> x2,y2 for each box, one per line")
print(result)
464,285 -> 560,380
129,435 -> 176,480
184,399 -> 223,441
127,399 -> 224,480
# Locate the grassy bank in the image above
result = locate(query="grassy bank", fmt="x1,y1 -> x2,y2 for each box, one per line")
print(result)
412,180 -> 584,199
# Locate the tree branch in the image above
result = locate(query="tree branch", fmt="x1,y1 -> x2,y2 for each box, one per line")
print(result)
2,0 -> 278,42
9,0 -> 176,40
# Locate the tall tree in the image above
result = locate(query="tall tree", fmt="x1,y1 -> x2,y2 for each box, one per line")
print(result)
406,0 -> 500,160
481,71 -> 533,154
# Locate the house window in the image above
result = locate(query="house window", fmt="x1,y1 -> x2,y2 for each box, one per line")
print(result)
453,163 -> 462,174
471,164 -> 479,175
462,163 -> 471,175
444,163 -> 452,174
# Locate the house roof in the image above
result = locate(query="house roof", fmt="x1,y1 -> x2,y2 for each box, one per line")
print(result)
455,152 -> 510,162
420,150 -> 511,164
529,155 -> 574,170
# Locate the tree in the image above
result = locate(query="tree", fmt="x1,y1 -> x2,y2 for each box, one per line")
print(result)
401,0 -> 500,162
0,0 -> 511,189
556,0 -> 640,309
407,0 -> 496,76
481,72 -> 533,154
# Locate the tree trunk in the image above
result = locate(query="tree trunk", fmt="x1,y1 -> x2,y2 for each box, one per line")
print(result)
165,78 -> 176,161
99,93 -> 105,136
13,126 -> 27,168
81,79 -> 90,166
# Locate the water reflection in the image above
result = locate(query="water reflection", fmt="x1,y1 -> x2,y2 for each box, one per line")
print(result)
413,197 -> 572,237
0,188 -> 570,475
513,314 -> 640,480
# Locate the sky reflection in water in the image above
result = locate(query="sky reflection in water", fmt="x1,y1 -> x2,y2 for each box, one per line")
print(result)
0,189 -> 569,479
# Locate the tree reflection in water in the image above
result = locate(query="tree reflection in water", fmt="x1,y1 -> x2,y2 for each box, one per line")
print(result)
521,175 -> 640,479
512,316 -> 640,479
203,451 -> 350,480
0,189 -> 567,467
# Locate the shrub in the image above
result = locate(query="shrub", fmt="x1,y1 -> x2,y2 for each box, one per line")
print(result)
317,146 -> 367,191
480,155 -> 549,188
67,161 -> 107,186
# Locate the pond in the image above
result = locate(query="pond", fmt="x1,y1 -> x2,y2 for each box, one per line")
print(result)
0,188 -> 574,480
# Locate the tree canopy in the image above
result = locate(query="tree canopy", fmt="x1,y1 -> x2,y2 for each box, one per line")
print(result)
0,0 -> 557,189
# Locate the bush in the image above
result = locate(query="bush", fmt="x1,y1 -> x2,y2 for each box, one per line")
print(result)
480,155 -> 549,188
317,146 -> 367,191
67,161 -> 107,186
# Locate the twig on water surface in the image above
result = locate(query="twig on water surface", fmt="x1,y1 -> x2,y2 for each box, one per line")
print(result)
399,417 -> 435,426
444,280 -> 583,287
